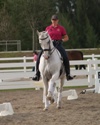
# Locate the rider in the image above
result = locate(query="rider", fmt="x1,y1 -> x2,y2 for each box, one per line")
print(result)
32,14 -> 73,81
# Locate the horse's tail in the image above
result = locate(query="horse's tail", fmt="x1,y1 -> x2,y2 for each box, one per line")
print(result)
79,51 -> 84,60
79,51 -> 86,70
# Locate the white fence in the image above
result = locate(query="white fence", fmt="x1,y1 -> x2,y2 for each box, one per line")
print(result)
0,54 -> 100,90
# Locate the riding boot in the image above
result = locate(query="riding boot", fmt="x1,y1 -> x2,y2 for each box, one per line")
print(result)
63,58 -> 73,81
32,70 -> 40,81
64,57 -> 73,80
67,74 -> 73,81
32,50 -> 43,81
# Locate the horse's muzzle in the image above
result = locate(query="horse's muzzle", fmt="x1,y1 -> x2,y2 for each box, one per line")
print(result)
43,54 -> 50,60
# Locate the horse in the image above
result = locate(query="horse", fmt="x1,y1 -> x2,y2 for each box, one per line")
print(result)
67,50 -> 86,70
37,31 -> 66,110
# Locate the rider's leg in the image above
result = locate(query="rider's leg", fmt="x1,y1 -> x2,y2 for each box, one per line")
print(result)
32,50 -> 43,81
54,43 -> 73,80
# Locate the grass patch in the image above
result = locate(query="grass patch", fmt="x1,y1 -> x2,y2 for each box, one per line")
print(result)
63,86 -> 88,89
0,49 -> 100,58
0,88 -> 35,92
0,86 -> 88,92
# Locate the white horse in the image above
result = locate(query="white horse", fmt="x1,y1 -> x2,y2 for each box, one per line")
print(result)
37,31 -> 66,110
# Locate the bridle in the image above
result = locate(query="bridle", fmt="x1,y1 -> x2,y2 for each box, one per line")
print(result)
39,36 -> 55,58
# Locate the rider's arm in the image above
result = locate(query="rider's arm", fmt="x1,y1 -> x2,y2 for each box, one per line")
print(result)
62,34 -> 69,42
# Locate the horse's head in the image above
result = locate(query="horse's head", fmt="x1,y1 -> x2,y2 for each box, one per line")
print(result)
37,30 -> 54,59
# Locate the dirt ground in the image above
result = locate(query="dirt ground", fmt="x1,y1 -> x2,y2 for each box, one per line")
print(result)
0,88 -> 100,125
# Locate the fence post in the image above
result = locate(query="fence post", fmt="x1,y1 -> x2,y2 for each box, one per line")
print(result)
23,56 -> 26,72
93,58 -> 98,79
92,54 -> 95,60
87,59 -> 93,87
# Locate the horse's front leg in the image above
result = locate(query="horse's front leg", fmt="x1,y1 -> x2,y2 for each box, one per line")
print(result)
47,73 -> 59,103
42,78 -> 49,111
57,78 -> 64,109
46,83 -> 56,104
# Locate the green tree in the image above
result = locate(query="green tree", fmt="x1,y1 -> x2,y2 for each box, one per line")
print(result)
58,13 -> 79,49
0,0 -> 56,50
7,0 -> 56,50
85,17 -> 98,48
0,0 -> 17,40
0,0 -> 100,50
75,0 -> 87,48
85,0 -> 100,41
56,0 -> 100,48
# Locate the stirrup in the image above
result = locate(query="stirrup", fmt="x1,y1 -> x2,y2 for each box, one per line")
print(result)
67,75 -> 73,81
32,76 -> 40,81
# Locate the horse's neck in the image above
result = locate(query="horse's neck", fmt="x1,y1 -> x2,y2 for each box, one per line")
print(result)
49,39 -> 54,49
48,40 -> 62,60
53,49 -> 62,60
39,47 -> 63,74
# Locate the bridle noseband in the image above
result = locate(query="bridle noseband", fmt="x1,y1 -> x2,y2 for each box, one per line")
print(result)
40,36 -> 51,52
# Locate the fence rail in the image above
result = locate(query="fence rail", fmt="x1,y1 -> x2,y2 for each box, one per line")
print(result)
0,54 -> 100,90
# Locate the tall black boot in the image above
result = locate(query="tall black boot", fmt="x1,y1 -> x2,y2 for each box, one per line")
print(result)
64,63 -> 73,81
32,70 -> 40,81
67,74 -> 73,81
65,60 -> 73,80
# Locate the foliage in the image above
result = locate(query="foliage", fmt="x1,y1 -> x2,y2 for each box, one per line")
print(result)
0,0 -> 100,51
85,17 -> 98,48
58,13 -> 79,49
57,0 -> 100,49
0,0 -> 56,51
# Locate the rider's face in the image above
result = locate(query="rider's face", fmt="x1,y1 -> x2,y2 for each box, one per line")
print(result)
51,19 -> 59,26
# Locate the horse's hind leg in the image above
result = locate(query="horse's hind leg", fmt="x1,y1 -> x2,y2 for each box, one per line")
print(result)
79,65 -> 86,70
83,65 -> 86,70
57,78 -> 64,109
75,65 -> 78,70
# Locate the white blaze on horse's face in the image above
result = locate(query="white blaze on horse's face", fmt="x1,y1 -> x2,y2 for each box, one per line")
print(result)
38,31 -> 51,60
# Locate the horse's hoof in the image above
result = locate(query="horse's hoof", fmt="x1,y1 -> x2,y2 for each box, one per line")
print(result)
73,75 -> 76,78
50,98 -> 54,104
57,106 -> 61,109
80,90 -> 86,94
47,96 -> 51,101
47,96 -> 54,103
93,90 -> 95,93
43,108 -> 48,111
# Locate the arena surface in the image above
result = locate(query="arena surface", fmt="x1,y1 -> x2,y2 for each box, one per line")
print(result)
0,88 -> 100,125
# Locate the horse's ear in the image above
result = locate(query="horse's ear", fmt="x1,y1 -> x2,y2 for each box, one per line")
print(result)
46,31 -> 48,34
46,31 -> 49,36
37,30 -> 39,35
